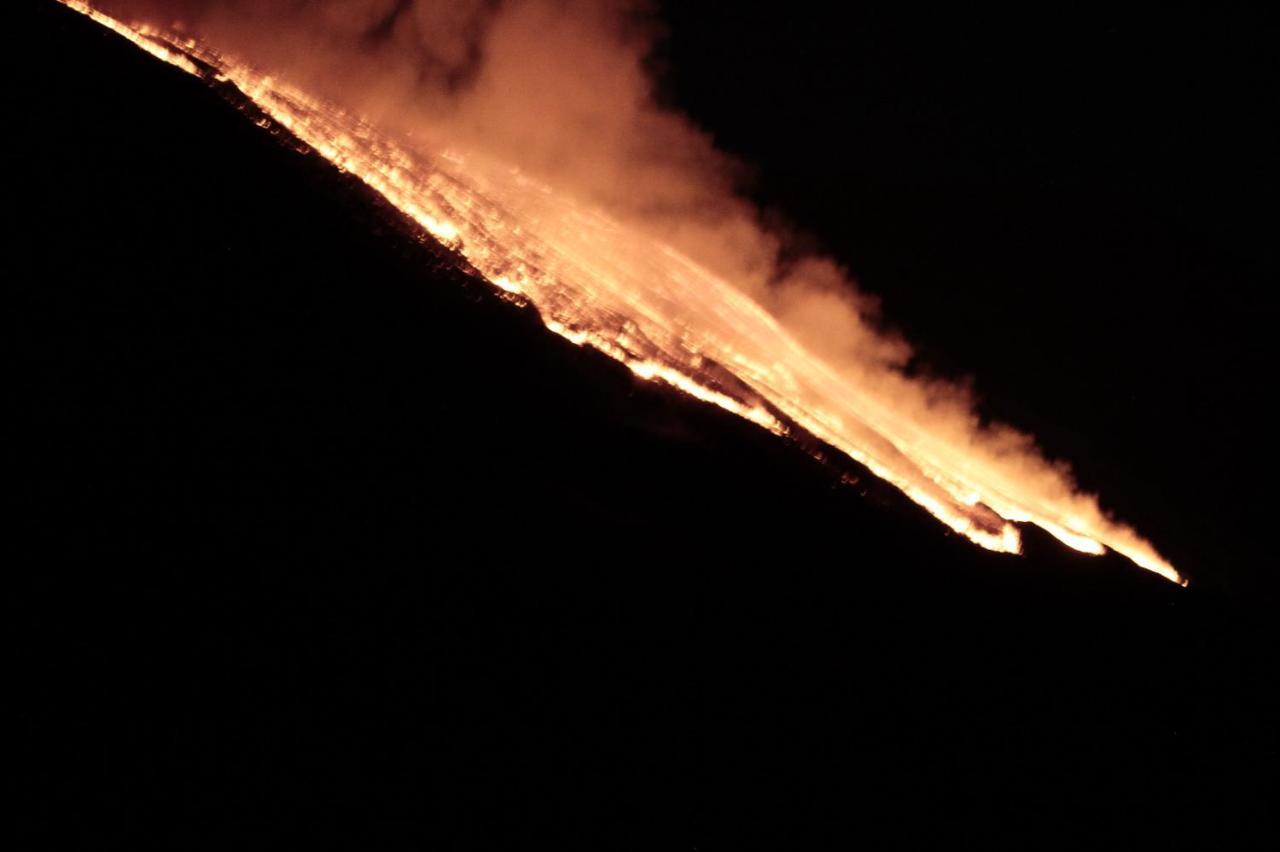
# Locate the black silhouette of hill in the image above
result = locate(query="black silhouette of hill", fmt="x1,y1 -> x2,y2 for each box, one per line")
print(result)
14,2 -> 1275,848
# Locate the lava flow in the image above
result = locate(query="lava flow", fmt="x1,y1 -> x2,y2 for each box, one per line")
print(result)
55,0 -> 1187,585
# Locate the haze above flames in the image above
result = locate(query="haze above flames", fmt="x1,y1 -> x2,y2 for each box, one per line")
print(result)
69,0 -> 1184,584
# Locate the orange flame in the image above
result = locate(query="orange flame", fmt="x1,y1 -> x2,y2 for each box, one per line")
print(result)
54,1 -> 1187,586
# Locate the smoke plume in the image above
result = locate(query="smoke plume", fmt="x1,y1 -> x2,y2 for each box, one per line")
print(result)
79,0 -> 1182,581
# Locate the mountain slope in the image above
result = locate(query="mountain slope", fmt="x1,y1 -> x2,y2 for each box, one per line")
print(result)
14,2 -> 1275,848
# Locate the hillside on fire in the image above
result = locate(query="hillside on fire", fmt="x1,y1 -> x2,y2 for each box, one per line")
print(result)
15,1 -> 1276,849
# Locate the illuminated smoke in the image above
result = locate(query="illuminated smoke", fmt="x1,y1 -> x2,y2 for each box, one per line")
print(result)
60,1 -> 1186,585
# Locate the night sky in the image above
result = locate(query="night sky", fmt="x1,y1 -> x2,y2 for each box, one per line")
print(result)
16,1 -> 1277,848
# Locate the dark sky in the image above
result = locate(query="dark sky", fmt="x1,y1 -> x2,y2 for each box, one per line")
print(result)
16,2 -> 1278,848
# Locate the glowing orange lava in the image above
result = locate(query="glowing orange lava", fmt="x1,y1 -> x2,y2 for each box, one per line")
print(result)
54,0 -> 1187,586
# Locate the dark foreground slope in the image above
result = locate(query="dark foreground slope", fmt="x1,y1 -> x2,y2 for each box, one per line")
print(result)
14,2 -> 1275,848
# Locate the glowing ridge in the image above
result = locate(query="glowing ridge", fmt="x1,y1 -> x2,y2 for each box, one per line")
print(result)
54,1 -> 1187,586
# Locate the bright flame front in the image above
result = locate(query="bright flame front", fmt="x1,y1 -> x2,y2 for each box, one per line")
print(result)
55,1 -> 1187,586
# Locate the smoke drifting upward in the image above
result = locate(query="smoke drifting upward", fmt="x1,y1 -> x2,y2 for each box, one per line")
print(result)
92,0 -> 908,374
71,0 -> 1184,584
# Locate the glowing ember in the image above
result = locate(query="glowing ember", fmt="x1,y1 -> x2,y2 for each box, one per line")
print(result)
54,0 -> 1187,586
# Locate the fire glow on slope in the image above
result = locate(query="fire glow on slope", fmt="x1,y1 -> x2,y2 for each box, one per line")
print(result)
57,0 -> 1187,586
